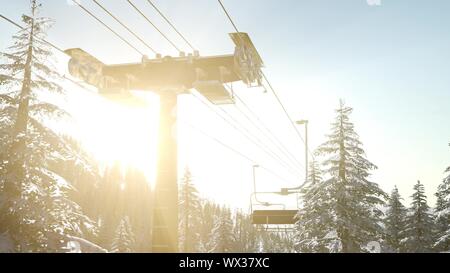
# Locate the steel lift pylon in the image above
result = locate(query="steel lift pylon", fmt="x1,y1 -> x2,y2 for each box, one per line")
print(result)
65,32 -> 263,252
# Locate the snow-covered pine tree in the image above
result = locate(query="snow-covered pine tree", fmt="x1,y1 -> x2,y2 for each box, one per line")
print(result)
51,136 -> 101,220
233,211 -> 245,252
294,159 -> 331,253
0,1 -> 95,252
261,232 -> 279,253
300,100 -> 387,252
233,211 -> 260,253
111,216 -> 135,253
307,159 -> 323,186
262,232 -> 294,253
280,231 -> 296,253
434,187 -> 449,251
198,201 -> 210,251
50,136 -> 101,247
178,168 -> 201,252
123,167 -> 152,252
402,180 -> 435,252
96,163 -> 124,249
209,207 -> 235,253
198,200 -> 218,252
434,146 -> 450,252
384,186 -> 408,252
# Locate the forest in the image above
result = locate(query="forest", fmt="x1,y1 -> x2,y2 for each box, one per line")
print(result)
1,1 -> 449,253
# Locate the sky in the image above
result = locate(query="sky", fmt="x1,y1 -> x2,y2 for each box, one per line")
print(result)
1,0 -> 449,210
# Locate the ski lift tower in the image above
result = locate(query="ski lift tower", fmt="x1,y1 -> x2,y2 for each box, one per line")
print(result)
65,32 -> 263,252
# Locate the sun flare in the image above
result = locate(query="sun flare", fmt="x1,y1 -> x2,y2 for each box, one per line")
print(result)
70,91 -> 160,185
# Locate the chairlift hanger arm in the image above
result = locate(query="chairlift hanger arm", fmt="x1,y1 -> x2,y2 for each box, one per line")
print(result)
279,179 -> 309,195
250,192 -> 274,207
251,200 -> 286,210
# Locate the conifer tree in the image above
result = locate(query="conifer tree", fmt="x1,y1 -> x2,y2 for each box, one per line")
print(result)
0,1 -> 94,252
123,167 -> 152,252
403,181 -> 435,252
209,208 -> 235,253
178,168 -> 201,252
295,100 -> 386,253
111,216 -> 135,253
96,163 -> 124,249
307,159 -> 323,186
262,232 -> 294,253
198,200 -> 217,252
233,211 -> 260,253
294,159 -> 330,253
384,186 -> 408,252
433,187 -> 449,251
50,136 -> 101,244
433,145 -> 450,251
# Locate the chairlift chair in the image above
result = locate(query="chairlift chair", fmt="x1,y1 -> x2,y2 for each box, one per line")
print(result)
249,191 -> 298,225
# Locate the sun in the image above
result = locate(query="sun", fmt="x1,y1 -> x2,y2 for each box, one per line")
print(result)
69,89 -> 160,185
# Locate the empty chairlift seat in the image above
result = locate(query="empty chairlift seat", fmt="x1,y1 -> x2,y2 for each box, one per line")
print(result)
251,210 -> 298,225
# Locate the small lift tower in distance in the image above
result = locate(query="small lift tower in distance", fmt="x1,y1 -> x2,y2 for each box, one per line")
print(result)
65,32 -> 263,252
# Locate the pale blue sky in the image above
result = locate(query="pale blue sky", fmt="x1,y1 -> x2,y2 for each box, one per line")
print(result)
1,0 -> 449,208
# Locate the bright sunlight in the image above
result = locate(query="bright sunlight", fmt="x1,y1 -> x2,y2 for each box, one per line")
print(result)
69,90 -> 160,185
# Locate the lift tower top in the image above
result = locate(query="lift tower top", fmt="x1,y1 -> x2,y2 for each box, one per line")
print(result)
66,33 -> 263,252
65,32 -> 263,103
